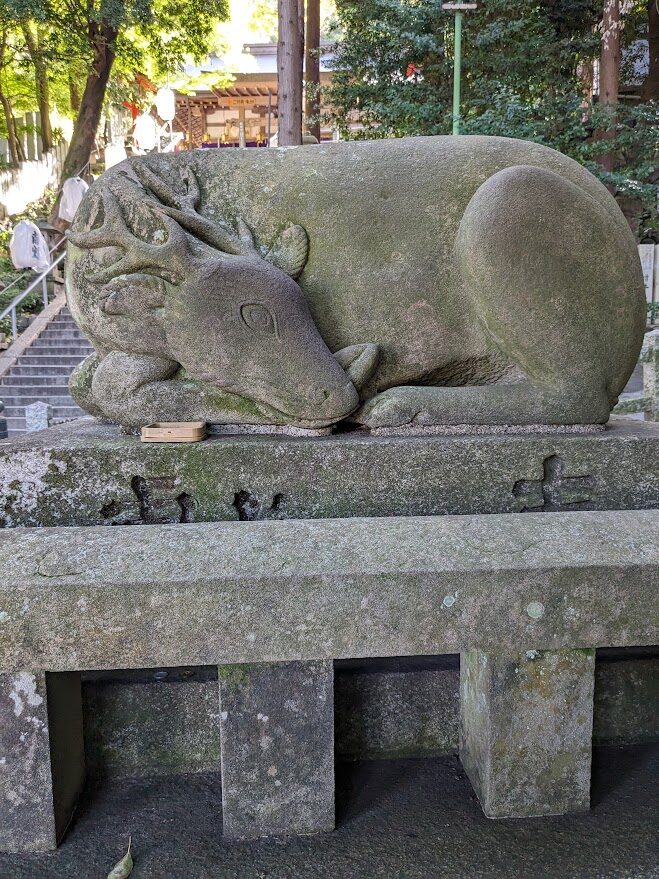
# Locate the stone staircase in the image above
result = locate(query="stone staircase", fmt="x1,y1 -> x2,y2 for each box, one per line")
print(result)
0,306 -> 92,438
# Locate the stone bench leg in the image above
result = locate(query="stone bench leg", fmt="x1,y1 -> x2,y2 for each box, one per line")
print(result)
0,671 -> 85,852
218,660 -> 334,839
459,648 -> 595,818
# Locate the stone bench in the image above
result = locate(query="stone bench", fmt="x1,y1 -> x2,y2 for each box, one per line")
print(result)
1,510 -> 657,852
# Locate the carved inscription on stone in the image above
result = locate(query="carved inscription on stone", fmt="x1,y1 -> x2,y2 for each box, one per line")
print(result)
513,455 -> 595,512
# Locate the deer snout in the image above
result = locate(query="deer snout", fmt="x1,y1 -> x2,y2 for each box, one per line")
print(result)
306,380 -> 360,420
273,378 -> 359,426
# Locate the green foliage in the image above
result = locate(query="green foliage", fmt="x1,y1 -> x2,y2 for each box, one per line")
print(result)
5,0 -> 230,76
326,0 -> 658,224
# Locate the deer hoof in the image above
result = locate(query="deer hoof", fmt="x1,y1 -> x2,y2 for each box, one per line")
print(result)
352,387 -> 419,429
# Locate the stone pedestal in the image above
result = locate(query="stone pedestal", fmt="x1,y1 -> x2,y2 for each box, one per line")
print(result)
460,649 -> 595,818
0,419 -> 656,847
1,418 -> 657,529
0,671 -> 85,852
218,660 -> 334,839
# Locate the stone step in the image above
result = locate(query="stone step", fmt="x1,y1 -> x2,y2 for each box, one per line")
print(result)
5,364 -> 75,376
4,406 -> 85,424
1,375 -> 71,387
28,339 -> 93,350
1,396 -> 79,409
1,305 -> 93,437
25,346 -> 93,357
28,337 -> 92,346
38,330 -> 87,341
5,419 -> 26,433
5,415 -> 86,437
18,355 -> 88,366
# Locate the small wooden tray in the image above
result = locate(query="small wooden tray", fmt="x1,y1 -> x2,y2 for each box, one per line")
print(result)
141,421 -> 208,443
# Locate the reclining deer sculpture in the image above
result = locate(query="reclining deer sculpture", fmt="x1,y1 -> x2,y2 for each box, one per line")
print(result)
66,136 -> 646,430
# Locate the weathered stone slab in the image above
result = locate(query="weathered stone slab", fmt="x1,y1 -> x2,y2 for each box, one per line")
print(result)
460,649 -> 595,818
0,511 -> 656,672
218,660 -> 334,839
0,671 -> 84,852
1,419 -> 658,529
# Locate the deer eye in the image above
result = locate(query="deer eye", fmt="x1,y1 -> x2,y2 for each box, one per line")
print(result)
240,303 -> 279,338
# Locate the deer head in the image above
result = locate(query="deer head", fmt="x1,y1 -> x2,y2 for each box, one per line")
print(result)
68,161 -> 378,427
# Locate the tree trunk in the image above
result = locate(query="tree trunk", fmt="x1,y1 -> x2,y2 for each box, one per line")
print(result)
12,109 -> 26,162
642,0 -> 658,100
0,32 -> 22,167
69,71 -> 81,113
278,0 -> 303,145
53,26 -> 116,226
22,24 -> 52,153
0,86 -> 19,166
598,0 -> 620,171
305,0 -> 321,141
600,0 -> 620,105
52,28 -> 116,226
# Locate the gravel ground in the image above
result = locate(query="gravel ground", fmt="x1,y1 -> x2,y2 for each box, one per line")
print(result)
0,745 -> 656,879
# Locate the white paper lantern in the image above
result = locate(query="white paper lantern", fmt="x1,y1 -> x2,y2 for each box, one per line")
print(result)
9,220 -> 50,271
104,140 -> 128,169
58,176 -> 89,222
133,113 -> 158,152
155,87 -> 176,122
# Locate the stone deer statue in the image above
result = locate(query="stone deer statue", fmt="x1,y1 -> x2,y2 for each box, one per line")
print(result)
66,136 -> 646,430
67,163 -> 376,428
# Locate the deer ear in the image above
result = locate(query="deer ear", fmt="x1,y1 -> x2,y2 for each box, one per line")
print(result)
236,217 -> 256,252
265,224 -> 309,279
334,343 -> 379,392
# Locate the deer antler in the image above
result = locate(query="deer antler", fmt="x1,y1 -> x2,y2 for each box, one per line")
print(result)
67,190 -> 191,285
133,163 -> 259,258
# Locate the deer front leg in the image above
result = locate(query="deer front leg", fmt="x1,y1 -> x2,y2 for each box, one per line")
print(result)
353,381 -> 610,429
87,351 -> 285,428
69,352 -> 106,418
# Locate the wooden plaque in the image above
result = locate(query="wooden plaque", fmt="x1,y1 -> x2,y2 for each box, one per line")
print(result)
140,422 -> 208,443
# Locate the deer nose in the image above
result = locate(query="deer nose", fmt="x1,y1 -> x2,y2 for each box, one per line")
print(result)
305,381 -> 359,420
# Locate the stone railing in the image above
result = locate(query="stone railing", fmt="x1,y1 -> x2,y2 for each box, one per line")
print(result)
1,509 -> 657,850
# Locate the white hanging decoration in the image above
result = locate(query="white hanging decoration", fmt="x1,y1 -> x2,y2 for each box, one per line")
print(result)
105,139 -> 128,169
155,87 -> 176,122
58,176 -> 89,222
9,220 -> 50,271
133,113 -> 158,152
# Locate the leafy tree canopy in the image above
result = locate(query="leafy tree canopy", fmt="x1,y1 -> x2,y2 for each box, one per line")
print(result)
326,0 -> 658,231
3,0 -> 230,76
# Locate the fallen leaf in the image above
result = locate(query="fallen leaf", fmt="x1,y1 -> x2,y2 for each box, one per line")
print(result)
107,837 -> 133,878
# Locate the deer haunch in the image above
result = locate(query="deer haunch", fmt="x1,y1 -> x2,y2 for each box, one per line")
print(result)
65,135 -> 646,430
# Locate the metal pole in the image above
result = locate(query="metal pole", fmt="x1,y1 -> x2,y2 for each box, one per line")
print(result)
238,106 -> 246,148
452,11 -> 463,135
11,308 -> 17,341
41,275 -> 48,308
267,89 -> 272,143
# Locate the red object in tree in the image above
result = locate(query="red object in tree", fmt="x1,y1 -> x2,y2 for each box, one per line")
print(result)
122,101 -> 141,120
406,62 -> 422,79
135,73 -> 157,94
